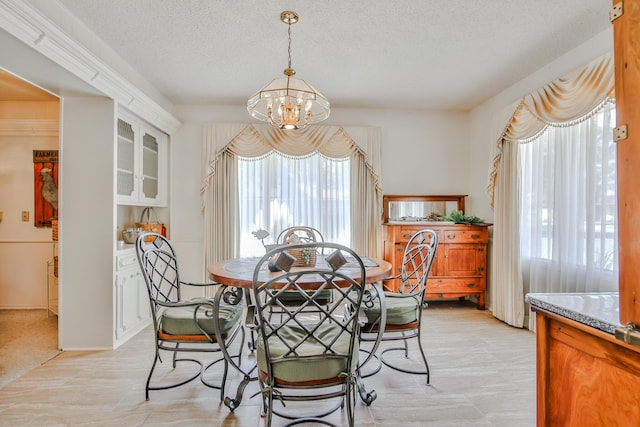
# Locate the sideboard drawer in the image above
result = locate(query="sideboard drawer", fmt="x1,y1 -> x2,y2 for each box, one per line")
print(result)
441,228 -> 488,244
426,277 -> 484,293
395,226 -> 441,243
397,226 -> 424,242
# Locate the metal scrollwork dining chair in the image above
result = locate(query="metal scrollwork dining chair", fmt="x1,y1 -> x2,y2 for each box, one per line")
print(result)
251,242 -> 370,427
359,228 -> 438,384
135,232 -> 245,400
273,226 -> 331,305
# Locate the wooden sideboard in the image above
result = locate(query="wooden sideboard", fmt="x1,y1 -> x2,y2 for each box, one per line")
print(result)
382,222 -> 490,309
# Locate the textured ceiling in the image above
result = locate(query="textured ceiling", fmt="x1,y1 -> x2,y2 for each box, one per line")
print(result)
37,1 -> 613,110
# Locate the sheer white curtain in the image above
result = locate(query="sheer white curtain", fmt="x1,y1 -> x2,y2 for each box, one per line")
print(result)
238,152 -> 350,256
201,123 -> 382,268
487,52 -> 614,327
520,102 -> 618,310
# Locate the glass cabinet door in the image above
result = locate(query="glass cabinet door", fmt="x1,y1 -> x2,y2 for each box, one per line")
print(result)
141,131 -> 159,200
116,111 -> 167,206
117,118 -> 136,198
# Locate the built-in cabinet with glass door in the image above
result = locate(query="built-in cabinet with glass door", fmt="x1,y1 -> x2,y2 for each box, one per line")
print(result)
114,110 -> 167,346
117,111 -> 167,206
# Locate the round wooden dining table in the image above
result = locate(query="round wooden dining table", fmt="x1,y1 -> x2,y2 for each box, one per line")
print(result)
207,252 -> 391,411
208,254 -> 392,288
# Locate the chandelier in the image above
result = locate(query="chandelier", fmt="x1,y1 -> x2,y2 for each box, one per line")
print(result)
247,11 -> 330,130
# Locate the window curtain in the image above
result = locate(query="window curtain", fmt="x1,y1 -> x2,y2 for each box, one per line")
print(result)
201,123 -> 382,269
237,153 -> 351,256
486,52 -> 614,328
520,103 -> 617,331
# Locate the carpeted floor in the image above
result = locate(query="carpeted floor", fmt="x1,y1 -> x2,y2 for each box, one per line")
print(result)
0,309 -> 61,388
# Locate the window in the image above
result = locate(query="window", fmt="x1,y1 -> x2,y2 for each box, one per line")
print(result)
520,101 -> 618,293
238,152 -> 350,257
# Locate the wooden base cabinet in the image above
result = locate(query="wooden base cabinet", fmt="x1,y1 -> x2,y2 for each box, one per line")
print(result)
533,308 -> 640,426
383,223 -> 489,309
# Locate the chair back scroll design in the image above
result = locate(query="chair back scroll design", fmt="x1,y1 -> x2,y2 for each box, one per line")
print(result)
360,228 -> 438,384
398,229 -> 438,297
251,242 -> 366,427
135,232 -> 244,400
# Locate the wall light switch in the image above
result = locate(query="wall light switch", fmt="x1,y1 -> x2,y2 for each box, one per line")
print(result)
22,211 -> 29,222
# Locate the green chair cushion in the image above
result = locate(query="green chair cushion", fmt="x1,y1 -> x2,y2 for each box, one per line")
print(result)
361,292 -> 419,325
160,298 -> 243,336
257,323 -> 359,383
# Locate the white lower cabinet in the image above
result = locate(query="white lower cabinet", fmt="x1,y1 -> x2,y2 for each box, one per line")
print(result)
115,249 -> 151,346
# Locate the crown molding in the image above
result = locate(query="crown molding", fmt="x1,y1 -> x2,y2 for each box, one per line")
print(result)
0,119 -> 59,137
0,0 -> 181,134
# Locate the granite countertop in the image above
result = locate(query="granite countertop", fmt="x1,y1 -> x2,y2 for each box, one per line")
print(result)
525,292 -> 621,335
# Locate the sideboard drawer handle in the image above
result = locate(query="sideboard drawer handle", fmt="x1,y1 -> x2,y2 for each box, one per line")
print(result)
471,234 -> 480,239
403,233 -> 412,239
397,248 -> 403,252
447,234 -> 456,239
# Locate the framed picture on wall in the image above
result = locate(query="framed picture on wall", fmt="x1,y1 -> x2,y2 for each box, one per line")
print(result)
33,150 -> 58,228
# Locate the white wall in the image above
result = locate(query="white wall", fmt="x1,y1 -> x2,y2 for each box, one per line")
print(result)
59,97 -> 117,350
0,134 -> 57,305
170,104 -> 469,280
0,102 -> 59,309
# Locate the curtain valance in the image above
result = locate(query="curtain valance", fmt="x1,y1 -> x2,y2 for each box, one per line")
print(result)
224,124 -> 357,158
488,51 -> 614,204
202,124 -> 381,197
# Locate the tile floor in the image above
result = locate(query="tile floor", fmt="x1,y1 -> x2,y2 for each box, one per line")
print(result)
0,300 -> 536,426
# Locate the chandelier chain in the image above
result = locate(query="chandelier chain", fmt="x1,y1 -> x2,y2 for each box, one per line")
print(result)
287,21 -> 292,70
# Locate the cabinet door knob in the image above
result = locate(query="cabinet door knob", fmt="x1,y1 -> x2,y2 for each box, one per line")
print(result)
397,248 -> 403,252
447,234 -> 456,239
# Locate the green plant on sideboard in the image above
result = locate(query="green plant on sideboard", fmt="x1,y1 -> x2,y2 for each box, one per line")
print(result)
438,210 -> 485,225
